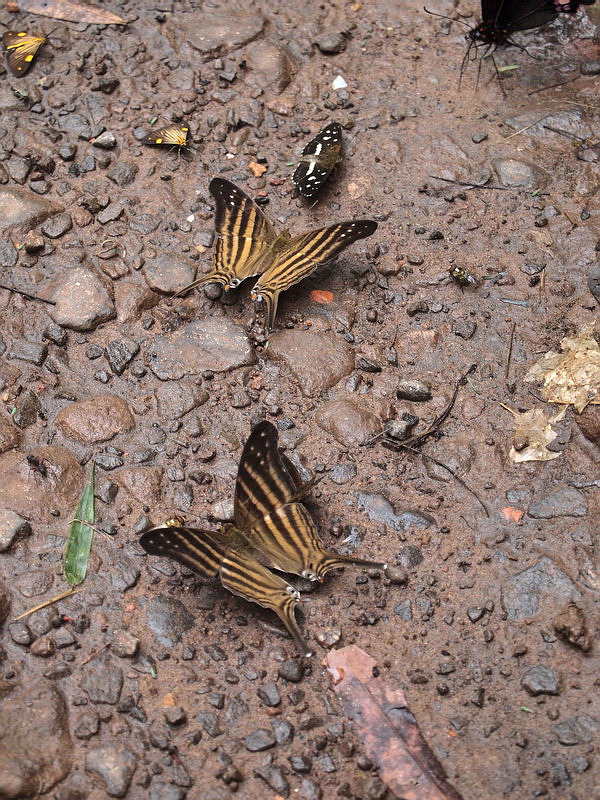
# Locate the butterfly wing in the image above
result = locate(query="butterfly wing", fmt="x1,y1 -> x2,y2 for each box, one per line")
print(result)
174,178 -> 277,295
139,523 -> 226,577
248,502 -> 388,580
234,420 -> 305,531
3,32 -> 46,76
219,549 -> 312,656
293,123 -> 343,199
251,219 -> 377,329
480,0 -> 557,31
142,124 -> 189,147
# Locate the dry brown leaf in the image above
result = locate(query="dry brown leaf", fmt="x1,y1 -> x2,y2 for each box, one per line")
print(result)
17,0 -> 127,24
502,405 -> 566,463
325,645 -> 464,800
525,325 -> 600,412
248,161 -> 267,177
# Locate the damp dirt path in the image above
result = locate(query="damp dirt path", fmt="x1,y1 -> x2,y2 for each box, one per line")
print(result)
0,1 -> 599,798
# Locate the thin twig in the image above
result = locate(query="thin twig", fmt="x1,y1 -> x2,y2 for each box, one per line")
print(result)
505,119 -> 546,139
428,175 -> 509,191
13,587 -> 83,621
0,283 -> 56,305
80,642 -> 110,666
390,443 -> 490,517
528,75 -> 582,95
505,322 -> 516,382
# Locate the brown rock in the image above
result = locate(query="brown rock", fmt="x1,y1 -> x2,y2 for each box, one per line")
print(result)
56,395 -> 134,444
0,416 -> 21,453
0,186 -> 64,232
114,281 -> 160,323
143,251 -> 197,294
316,398 -> 382,448
114,467 -> 164,504
0,681 -> 72,797
576,406 -> 600,447
47,266 -> 116,332
553,603 -> 591,652
0,579 -> 10,624
266,331 -> 354,397
169,11 -> 266,60
244,40 -> 296,94
0,446 -> 84,523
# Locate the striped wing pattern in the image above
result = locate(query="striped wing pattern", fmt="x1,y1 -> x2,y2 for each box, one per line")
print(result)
248,502 -> 388,581
175,178 -> 276,296
3,32 -> 46,76
234,420 -> 304,530
139,420 -> 386,655
251,219 -> 378,329
142,124 -> 189,147
293,122 -> 343,199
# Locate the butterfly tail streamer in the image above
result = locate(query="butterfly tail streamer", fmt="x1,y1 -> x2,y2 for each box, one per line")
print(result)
322,553 -> 389,575
220,553 -> 313,657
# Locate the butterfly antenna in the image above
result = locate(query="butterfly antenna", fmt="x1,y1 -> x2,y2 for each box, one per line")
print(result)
422,6 -> 471,29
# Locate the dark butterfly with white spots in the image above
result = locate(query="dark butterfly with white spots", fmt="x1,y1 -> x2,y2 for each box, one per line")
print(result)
292,122 -> 343,199
140,421 -> 387,656
3,31 -> 46,76
175,178 -> 377,329
142,123 -> 189,149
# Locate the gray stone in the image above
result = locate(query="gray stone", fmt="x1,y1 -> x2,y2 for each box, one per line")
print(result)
107,161 -> 138,187
149,782 -> 187,800
396,379 -> 432,401
278,659 -> 305,683
0,186 -> 64,231
41,213 -> 72,239
111,630 -> 139,658
105,338 -> 140,375
254,764 -> 289,797
49,266 -> 115,331
393,599 -> 413,620
7,340 -> 47,366
501,557 -> 581,621
0,681 -> 72,796
273,719 -> 294,744
146,595 -> 195,647
267,330 -> 354,397
146,318 -> 255,379
86,744 -> 137,797
92,131 -> 117,149
522,665 -> 560,696
314,31 -> 346,54
0,239 -> 17,267
81,655 -> 123,704
143,251 -> 197,294
330,463 -> 357,485
12,390 -> 41,429
0,509 -> 31,551
0,579 -> 10,624
396,544 -> 424,569
97,201 -> 124,224
493,158 -> 547,189
257,681 -> 281,707
554,715 -> 599,746
243,40 -> 295,94
356,492 -> 434,533
528,485 -> 587,518
245,727 -> 276,752
198,711 -> 224,737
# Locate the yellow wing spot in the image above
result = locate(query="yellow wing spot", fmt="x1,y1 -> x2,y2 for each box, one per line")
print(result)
155,137 -> 163,144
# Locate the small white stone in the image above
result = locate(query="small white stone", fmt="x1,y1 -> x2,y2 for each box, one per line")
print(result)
332,75 -> 347,90
186,214 -> 195,223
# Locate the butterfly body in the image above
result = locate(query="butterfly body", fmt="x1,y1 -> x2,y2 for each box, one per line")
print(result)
468,0 -> 594,46
140,421 -> 386,655
176,178 -> 377,328
3,31 -> 46,76
293,123 -> 343,199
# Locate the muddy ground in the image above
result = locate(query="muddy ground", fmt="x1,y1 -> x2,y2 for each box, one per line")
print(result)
0,0 -> 599,798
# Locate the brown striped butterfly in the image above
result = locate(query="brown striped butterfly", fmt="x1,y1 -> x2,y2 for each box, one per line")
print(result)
3,31 -> 47,77
140,421 -> 387,656
175,178 -> 377,329
142,123 -> 190,150
293,122 -> 343,199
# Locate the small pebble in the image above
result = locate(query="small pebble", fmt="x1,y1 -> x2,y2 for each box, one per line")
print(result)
396,379 -> 431,401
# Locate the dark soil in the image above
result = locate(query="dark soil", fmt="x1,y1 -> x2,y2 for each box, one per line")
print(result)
0,1 -> 599,799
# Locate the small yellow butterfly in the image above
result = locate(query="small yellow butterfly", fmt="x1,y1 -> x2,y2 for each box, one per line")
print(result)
3,31 -> 47,77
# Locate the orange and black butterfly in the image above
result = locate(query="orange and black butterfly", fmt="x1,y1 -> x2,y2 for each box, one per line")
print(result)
142,123 -> 190,150
3,31 -> 47,77
140,421 -> 387,656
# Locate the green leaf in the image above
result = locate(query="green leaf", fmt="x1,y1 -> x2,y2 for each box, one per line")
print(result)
64,463 -> 95,586
497,65 -> 520,73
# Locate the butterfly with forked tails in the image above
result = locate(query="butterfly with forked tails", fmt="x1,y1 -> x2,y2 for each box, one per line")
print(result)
174,177 -> 377,329
3,31 -> 47,76
293,122 -> 344,199
139,421 -> 387,656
